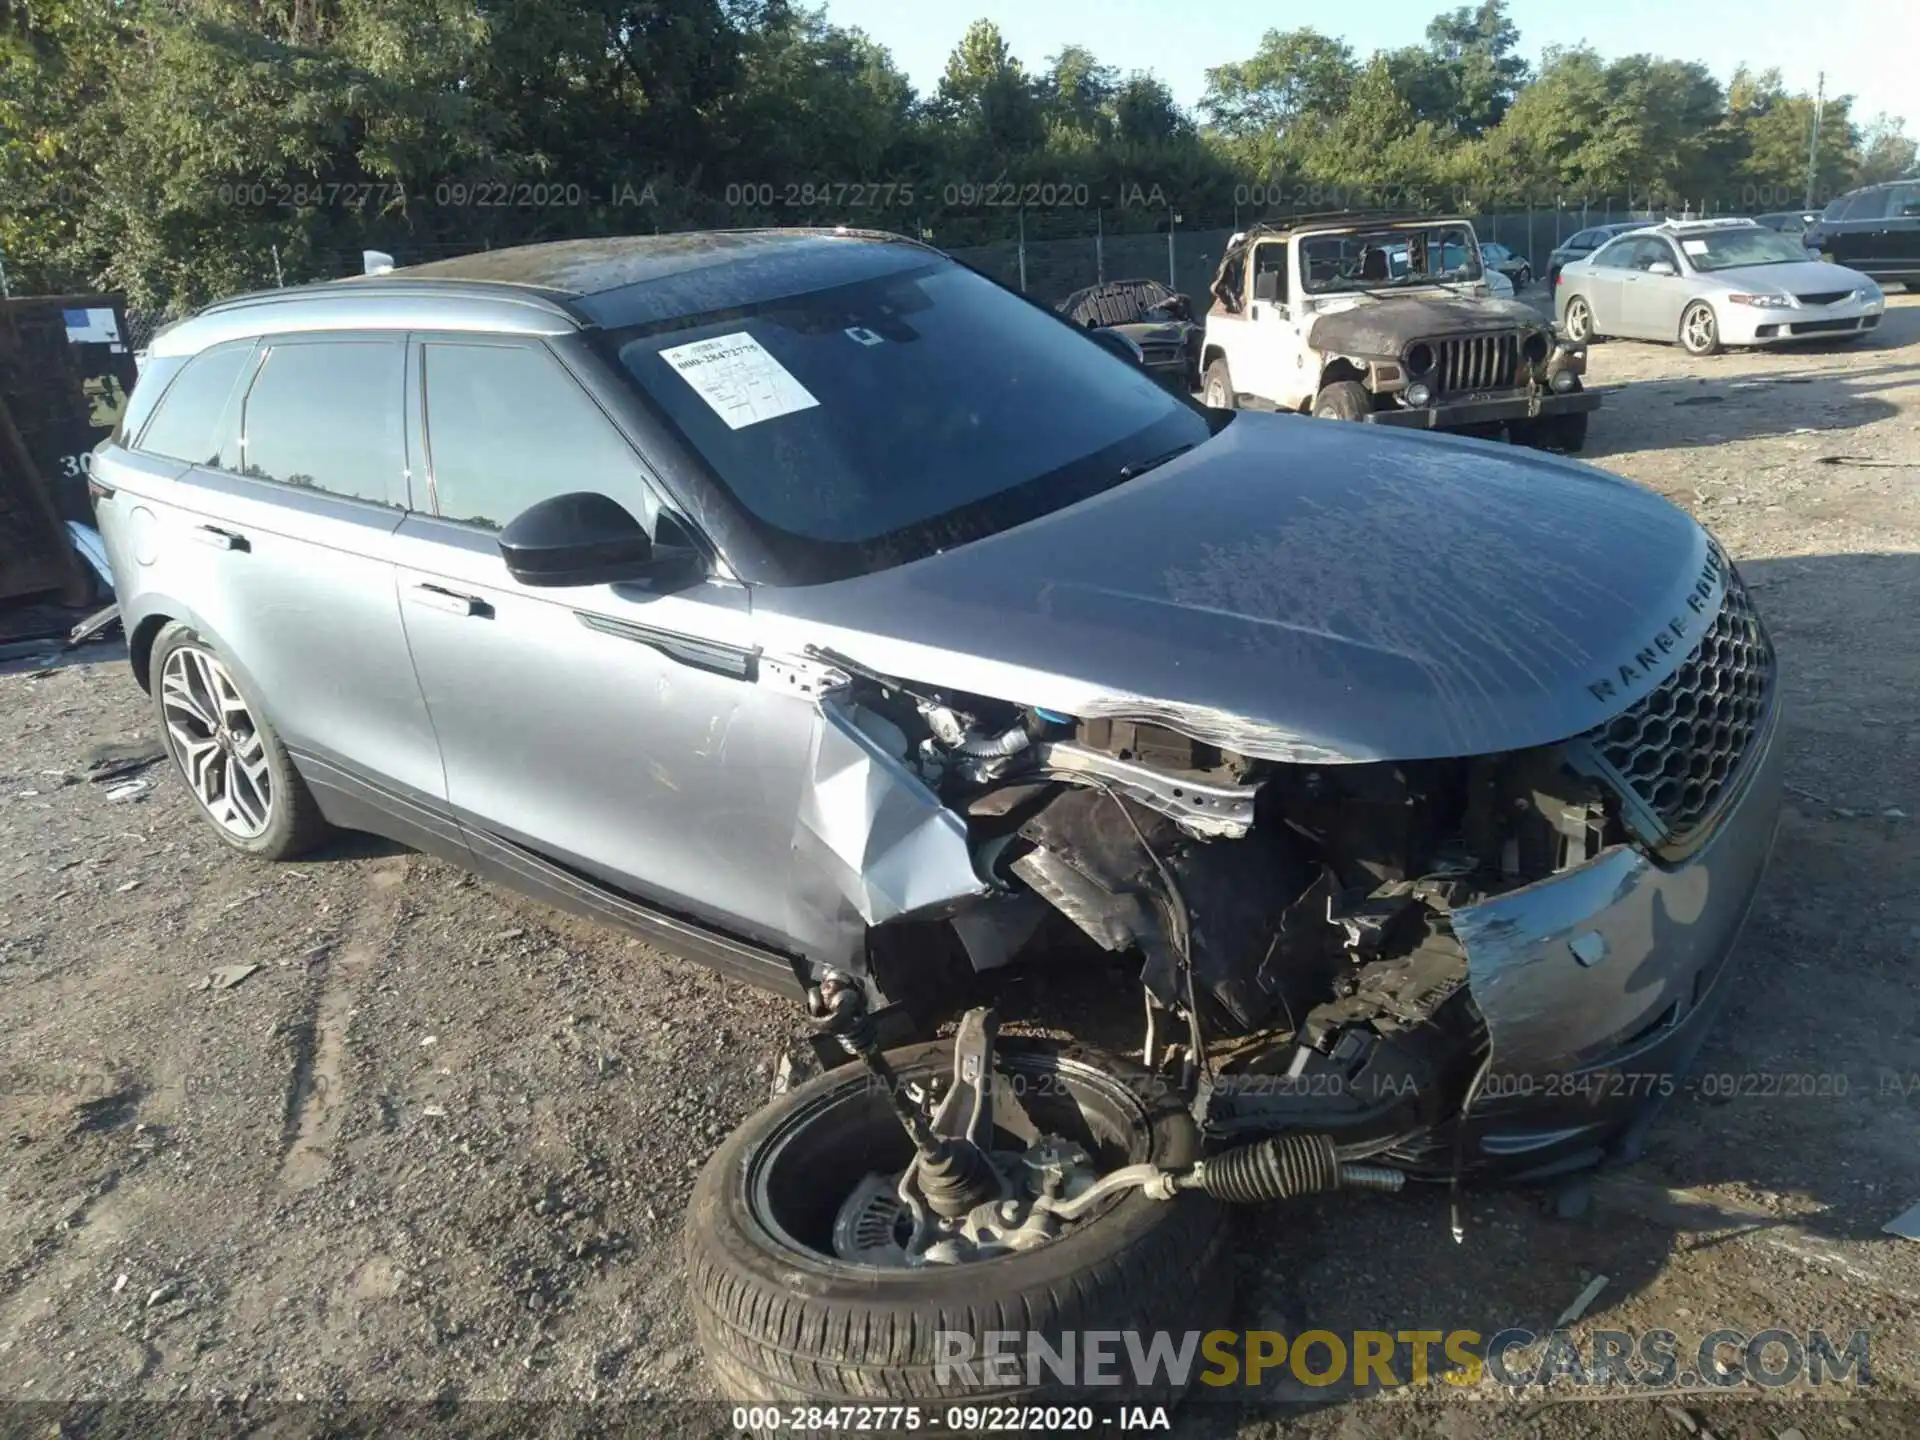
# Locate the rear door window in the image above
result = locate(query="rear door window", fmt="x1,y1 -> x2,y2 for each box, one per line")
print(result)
1589,239 -> 1634,269
1631,237 -> 1681,271
1840,189 -> 1890,221
419,341 -> 663,534
134,341 -> 255,466
1889,184 -> 1920,218
239,338 -> 406,505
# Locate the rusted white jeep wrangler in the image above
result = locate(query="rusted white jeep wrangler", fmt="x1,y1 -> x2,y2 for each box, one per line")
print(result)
1200,214 -> 1599,451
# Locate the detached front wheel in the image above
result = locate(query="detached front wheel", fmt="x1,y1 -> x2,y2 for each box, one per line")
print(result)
684,1038 -> 1231,1411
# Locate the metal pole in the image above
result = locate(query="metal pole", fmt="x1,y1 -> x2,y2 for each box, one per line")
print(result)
271,244 -> 285,287
1018,208 -> 1027,293
1805,71 -> 1824,209
0,246 -> 11,299
1096,209 -> 1104,285
1167,209 -> 1179,289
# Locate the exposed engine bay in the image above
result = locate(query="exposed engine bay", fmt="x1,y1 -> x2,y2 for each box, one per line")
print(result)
803,642 -> 1640,1191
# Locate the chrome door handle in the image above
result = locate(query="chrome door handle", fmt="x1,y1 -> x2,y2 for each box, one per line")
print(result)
408,583 -> 486,616
191,524 -> 246,551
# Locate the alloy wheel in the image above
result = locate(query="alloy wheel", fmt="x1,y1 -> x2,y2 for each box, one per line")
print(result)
1566,297 -> 1593,342
160,645 -> 273,839
1683,304 -> 1717,354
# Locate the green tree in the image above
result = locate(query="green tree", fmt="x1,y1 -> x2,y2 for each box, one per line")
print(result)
935,18 -> 1044,159
1856,113 -> 1918,186
1722,67 -> 1858,207
1200,28 -> 1356,142
1111,74 -> 1188,147
1042,44 -> 1117,139
1423,0 -> 1527,134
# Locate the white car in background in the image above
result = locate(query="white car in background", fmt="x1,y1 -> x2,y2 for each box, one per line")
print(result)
1555,218 -> 1885,356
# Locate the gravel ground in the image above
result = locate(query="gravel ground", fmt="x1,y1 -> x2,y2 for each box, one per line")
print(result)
3,297 -> 1918,1439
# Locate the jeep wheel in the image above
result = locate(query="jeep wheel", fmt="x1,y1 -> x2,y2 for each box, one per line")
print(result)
1563,296 -> 1597,344
1312,379 -> 1372,422
1680,301 -> 1721,357
684,1037 -> 1231,1412
1516,265 -> 1532,290
1202,358 -> 1235,409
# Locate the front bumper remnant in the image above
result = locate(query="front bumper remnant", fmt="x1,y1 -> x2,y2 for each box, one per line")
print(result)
1441,706 -> 1784,1179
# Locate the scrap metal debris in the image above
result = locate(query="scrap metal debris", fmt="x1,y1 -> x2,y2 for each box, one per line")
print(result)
193,963 -> 260,993
103,780 -> 149,802
1551,1272 -> 1609,1328
145,1279 -> 182,1308
1884,1201 -> 1920,1240
82,737 -> 165,784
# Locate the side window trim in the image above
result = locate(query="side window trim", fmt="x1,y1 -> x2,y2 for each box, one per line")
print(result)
236,332 -> 409,509
128,338 -> 260,465
411,332 -> 675,538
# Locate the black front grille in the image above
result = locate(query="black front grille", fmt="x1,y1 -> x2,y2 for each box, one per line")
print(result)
1434,333 -> 1520,394
1582,562 -> 1775,851
1788,317 -> 1861,335
1795,290 -> 1851,306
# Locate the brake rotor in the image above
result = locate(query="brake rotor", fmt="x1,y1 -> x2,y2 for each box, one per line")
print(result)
830,1172 -> 913,1267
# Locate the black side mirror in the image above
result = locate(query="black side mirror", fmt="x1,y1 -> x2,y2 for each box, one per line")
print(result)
1088,327 -> 1144,365
499,492 -> 660,588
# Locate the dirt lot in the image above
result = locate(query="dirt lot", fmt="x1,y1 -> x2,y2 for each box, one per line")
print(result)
3,298 -> 1919,1439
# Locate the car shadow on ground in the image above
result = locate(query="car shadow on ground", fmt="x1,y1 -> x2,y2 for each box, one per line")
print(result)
985,552 -> 1917,1422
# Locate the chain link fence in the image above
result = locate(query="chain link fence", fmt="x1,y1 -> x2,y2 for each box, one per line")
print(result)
111,195 -> 1755,326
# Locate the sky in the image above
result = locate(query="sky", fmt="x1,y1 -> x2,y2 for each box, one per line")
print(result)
817,0 -> 1918,131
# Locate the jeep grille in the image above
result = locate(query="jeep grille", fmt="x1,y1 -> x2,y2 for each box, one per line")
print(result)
1577,556 -> 1775,855
1433,333 -> 1520,394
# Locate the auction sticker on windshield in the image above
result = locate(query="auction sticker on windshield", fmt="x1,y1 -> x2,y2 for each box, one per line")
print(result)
658,331 -> 819,429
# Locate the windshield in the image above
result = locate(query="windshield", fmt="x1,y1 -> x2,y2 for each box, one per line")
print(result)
1679,227 -> 1815,271
610,257 -> 1210,583
1299,224 -> 1483,294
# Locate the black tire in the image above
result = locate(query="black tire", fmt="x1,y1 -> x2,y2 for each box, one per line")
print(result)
684,1038 -> 1232,1415
1562,295 -> 1598,344
149,622 -> 330,860
1679,300 -> 1721,357
1517,265 -> 1532,290
1312,379 -> 1371,421
1201,357 -> 1235,410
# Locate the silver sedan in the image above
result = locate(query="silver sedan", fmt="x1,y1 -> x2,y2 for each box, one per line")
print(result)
1555,220 -> 1885,356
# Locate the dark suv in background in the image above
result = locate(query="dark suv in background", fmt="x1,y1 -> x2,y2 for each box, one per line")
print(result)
1805,181 -> 1920,287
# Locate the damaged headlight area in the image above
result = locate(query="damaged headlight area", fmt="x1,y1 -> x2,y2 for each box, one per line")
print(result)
804,640 -> 1730,1183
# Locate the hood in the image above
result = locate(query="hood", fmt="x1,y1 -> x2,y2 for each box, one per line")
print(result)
1110,320 -> 1192,344
1699,259 -> 1870,294
757,414 -> 1725,766
1308,294 -> 1547,356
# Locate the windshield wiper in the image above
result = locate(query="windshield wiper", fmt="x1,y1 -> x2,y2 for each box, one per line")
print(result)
1119,443 -> 1196,480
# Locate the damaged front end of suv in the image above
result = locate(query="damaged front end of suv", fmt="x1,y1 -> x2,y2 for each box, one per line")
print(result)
792,550 -> 1778,1195
727,415 -> 1783,1288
